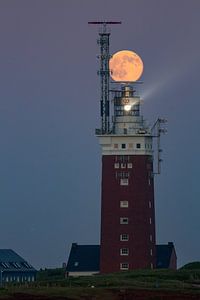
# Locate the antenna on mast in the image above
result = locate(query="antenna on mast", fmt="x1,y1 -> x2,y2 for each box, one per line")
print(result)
88,21 -> 121,134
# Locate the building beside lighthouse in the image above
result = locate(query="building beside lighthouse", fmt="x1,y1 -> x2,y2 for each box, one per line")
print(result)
66,23 -> 177,275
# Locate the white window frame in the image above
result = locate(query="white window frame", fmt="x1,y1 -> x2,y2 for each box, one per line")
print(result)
120,263 -> 129,270
120,248 -> 129,256
120,201 -> 129,208
120,234 -> 129,241
136,143 -> 141,149
127,163 -> 132,169
121,143 -> 126,149
120,178 -> 129,186
114,163 -> 119,169
120,217 -> 129,224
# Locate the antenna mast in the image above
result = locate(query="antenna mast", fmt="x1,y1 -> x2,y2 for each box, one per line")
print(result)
88,21 -> 121,134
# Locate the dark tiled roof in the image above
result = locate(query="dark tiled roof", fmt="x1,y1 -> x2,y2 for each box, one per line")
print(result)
156,243 -> 174,269
66,244 -> 100,272
0,249 -> 36,272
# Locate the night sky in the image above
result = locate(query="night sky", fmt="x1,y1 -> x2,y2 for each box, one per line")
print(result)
0,0 -> 199,269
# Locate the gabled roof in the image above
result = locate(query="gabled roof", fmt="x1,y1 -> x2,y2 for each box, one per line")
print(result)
66,243 -> 100,272
156,242 -> 175,269
0,249 -> 36,272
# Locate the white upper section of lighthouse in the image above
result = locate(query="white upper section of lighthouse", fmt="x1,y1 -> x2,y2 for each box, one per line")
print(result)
112,85 -> 149,135
96,85 -> 153,156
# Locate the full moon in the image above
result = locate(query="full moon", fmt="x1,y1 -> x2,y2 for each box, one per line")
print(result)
109,50 -> 144,82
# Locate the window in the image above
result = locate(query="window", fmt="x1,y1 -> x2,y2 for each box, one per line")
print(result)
118,155 -> 129,163
127,163 -> 132,169
120,234 -> 129,241
120,201 -> 129,208
121,143 -> 126,149
12,262 -> 21,269
148,178 -> 151,185
114,144 -> 118,149
120,263 -> 129,270
120,178 -> 129,186
121,163 -> 126,169
150,234 -> 153,242
150,263 -> 153,269
120,217 -> 129,224
128,143 -> 133,149
114,163 -> 119,169
1,262 -> 9,268
74,262 -> 79,267
149,201 -> 152,208
136,143 -> 141,149
120,248 -> 129,256
22,262 -> 32,269
149,217 -> 152,224
150,249 -> 153,256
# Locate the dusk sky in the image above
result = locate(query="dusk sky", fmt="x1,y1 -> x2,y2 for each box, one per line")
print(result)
0,0 -> 199,269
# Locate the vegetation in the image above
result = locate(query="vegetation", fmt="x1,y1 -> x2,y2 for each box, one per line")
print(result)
181,262 -> 200,270
0,266 -> 200,299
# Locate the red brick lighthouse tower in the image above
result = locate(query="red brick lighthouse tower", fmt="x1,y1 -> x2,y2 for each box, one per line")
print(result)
98,84 -> 156,273
89,22 -> 166,274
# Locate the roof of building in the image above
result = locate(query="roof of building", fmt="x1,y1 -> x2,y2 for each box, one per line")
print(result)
66,243 -> 100,272
156,242 -> 176,269
67,242 -> 176,273
0,249 -> 36,272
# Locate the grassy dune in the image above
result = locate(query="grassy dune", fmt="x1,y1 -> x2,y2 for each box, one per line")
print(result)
0,268 -> 200,300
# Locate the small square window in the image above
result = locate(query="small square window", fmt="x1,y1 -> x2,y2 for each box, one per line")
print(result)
120,248 -> 129,256
114,144 -> 118,149
121,144 -> 126,149
121,163 -> 126,169
120,263 -> 129,270
136,143 -> 141,149
120,178 -> 129,186
127,163 -> 132,169
120,217 -> 129,224
120,201 -> 129,208
128,143 -> 133,149
74,262 -> 79,267
120,234 -> 129,241
114,163 -> 119,169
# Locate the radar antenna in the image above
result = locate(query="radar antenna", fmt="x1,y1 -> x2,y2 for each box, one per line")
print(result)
88,21 -> 121,134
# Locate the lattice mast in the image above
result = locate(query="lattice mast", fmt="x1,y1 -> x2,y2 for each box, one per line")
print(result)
88,22 -> 121,134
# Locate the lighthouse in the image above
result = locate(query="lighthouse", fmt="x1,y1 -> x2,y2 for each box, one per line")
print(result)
97,83 -> 156,273
66,23 -> 177,276
91,22 -> 158,274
